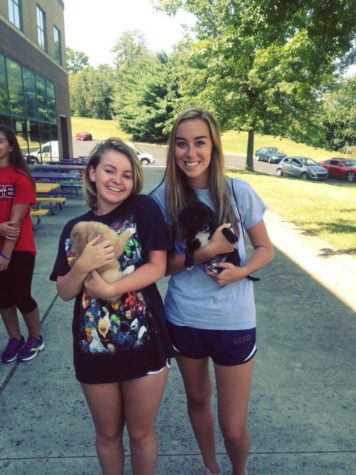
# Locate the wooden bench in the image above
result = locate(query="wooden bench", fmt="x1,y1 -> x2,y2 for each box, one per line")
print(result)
36,197 -> 66,215
30,209 -> 49,231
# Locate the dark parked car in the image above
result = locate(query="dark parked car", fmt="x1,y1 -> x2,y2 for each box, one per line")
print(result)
75,131 -> 92,141
255,147 -> 286,163
276,157 -> 328,181
319,159 -> 356,182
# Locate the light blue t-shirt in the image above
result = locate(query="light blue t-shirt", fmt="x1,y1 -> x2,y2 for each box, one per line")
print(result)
151,177 -> 267,330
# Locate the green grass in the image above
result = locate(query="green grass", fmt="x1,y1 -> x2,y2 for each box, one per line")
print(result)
71,117 -> 343,160
227,170 -> 356,255
71,117 -> 131,141
221,130 -> 344,161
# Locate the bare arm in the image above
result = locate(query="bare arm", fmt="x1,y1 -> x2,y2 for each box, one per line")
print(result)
56,236 -> 115,301
0,221 -> 20,240
84,250 -> 167,301
167,223 -> 236,275
207,220 -> 274,285
0,204 -> 27,271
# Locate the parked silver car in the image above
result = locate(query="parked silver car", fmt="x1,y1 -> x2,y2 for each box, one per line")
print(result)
127,142 -> 155,165
276,156 -> 328,181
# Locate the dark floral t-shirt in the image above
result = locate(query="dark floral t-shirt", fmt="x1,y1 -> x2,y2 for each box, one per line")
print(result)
50,194 -> 174,383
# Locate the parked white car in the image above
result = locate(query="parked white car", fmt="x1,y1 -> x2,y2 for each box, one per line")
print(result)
26,141 -> 59,163
127,142 -> 155,165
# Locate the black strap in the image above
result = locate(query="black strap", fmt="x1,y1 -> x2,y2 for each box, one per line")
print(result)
229,178 -> 260,282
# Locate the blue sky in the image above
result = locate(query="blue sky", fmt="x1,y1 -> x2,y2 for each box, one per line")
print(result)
64,0 -> 195,67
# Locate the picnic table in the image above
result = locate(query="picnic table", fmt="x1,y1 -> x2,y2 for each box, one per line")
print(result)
31,171 -> 79,182
32,170 -> 83,196
35,182 -> 60,194
32,183 -> 59,230
32,182 -> 66,222
30,208 -> 49,231
59,157 -> 88,165
30,164 -> 85,173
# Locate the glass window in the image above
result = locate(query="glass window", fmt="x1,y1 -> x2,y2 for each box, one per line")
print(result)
6,58 -> 24,116
13,119 -> 28,156
8,0 -> 22,30
23,68 -> 37,118
53,26 -> 62,65
46,81 -> 56,123
35,75 -> 47,120
0,55 -> 10,113
27,120 -> 41,155
49,123 -> 58,143
0,115 -> 11,129
39,123 -> 50,150
36,5 -> 47,52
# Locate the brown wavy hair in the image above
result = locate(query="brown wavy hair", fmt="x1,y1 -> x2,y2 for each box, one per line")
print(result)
83,138 -> 144,209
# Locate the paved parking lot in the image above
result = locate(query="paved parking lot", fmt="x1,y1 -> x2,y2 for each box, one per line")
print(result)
0,167 -> 355,474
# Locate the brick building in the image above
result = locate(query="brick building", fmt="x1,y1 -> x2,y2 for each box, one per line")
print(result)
0,0 -> 72,160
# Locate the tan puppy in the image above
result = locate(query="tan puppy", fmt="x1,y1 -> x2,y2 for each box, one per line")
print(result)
70,221 -> 135,284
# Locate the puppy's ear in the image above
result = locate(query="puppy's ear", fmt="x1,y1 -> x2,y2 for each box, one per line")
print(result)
71,223 -> 88,256
222,227 -> 238,244
86,223 -> 100,243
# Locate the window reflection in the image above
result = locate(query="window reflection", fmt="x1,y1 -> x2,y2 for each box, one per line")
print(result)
23,69 -> 37,118
0,53 -> 58,162
36,6 -> 47,52
54,26 -> 62,65
7,58 -> 24,116
8,0 -> 22,30
36,75 -> 47,120
0,56 -> 10,113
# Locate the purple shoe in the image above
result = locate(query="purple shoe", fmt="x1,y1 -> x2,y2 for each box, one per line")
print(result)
1,336 -> 25,363
17,335 -> 45,362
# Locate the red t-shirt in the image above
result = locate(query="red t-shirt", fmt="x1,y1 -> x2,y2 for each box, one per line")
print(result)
0,166 -> 36,254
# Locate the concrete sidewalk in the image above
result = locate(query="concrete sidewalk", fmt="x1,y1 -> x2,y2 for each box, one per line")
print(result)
0,167 -> 355,475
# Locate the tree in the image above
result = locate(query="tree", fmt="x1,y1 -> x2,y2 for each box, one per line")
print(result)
322,77 -> 356,151
69,65 -> 115,119
156,0 -> 356,170
111,30 -> 149,67
113,32 -> 177,142
66,47 -> 90,74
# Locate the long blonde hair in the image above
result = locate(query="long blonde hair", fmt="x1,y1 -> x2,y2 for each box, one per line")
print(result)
163,107 -> 238,234
83,138 -> 143,209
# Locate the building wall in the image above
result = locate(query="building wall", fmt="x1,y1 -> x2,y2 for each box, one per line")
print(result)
0,0 -> 72,160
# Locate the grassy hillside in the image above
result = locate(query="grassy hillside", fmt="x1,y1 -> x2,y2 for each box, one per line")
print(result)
72,117 -> 344,161
71,117 -> 130,141
227,170 -> 356,255
222,130 -> 344,160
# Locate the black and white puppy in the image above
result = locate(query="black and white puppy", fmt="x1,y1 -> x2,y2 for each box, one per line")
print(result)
178,201 -> 259,281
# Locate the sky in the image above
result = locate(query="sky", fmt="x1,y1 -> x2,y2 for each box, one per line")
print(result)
64,0 -> 195,67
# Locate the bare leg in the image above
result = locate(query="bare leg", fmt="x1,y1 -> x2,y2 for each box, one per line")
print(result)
22,306 -> 41,339
176,355 -> 220,474
214,358 -> 255,475
0,306 -> 21,339
81,382 -> 125,475
123,367 -> 169,475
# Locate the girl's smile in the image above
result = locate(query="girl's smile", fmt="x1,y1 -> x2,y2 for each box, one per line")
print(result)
89,150 -> 134,214
175,119 -> 213,188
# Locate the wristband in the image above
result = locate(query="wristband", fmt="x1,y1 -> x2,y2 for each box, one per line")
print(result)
0,251 -> 10,261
